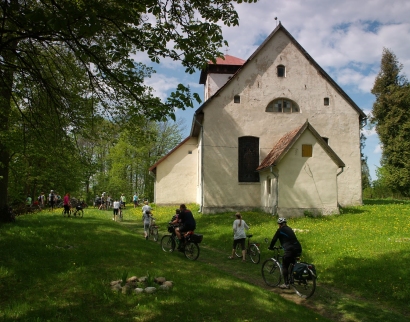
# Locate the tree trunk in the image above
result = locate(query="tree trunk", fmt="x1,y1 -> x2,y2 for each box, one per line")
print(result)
0,36 -> 18,208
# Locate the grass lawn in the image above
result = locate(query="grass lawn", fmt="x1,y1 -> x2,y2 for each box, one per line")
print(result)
0,200 -> 409,321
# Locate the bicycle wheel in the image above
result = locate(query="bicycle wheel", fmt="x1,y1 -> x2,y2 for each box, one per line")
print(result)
151,227 -> 159,242
161,235 -> 175,252
261,259 -> 282,287
234,243 -> 242,258
184,242 -> 200,261
249,244 -> 260,264
75,209 -> 83,218
291,269 -> 316,299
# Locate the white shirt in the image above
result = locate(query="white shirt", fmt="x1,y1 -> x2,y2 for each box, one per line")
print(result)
113,201 -> 120,209
233,219 -> 249,240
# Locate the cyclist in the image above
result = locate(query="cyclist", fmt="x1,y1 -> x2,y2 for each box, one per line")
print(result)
173,204 -> 196,250
268,217 -> 302,289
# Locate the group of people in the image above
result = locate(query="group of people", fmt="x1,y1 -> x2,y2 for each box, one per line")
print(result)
141,202 -> 196,249
98,192 -> 128,211
230,213 -> 302,290
25,190 -> 61,211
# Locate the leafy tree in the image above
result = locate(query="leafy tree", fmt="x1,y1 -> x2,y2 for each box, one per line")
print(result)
360,132 -> 372,190
0,0 -> 258,210
370,48 -> 410,196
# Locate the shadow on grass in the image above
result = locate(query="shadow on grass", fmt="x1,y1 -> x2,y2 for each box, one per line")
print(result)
0,211 -> 325,322
324,250 -> 410,321
363,199 -> 410,205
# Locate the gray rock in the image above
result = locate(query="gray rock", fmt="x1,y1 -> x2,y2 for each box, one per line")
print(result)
111,284 -> 122,292
127,276 -> 138,283
154,277 -> 166,284
134,288 -> 144,294
163,281 -> 173,288
110,280 -> 121,286
144,287 -> 156,294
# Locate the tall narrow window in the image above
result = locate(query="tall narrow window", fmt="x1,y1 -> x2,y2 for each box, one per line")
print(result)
267,177 -> 271,194
324,97 -> 330,106
238,137 -> 260,182
277,65 -> 285,77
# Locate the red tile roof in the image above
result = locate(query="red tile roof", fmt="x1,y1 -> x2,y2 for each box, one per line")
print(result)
257,124 -> 305,171
257,121 -> 345,171
209,55 -> 245,65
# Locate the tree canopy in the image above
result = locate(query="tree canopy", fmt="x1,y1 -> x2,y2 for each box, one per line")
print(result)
370,48 -> 410,196
0,0 -> 258,212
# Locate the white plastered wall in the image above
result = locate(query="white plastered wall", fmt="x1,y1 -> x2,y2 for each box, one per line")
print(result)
200,29 -> 361,213
277,131 -> 340,216
154,137 -> 198,204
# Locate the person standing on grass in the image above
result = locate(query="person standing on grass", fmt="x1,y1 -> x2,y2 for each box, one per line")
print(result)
141,200 -> 151,216
142,209 -> 152,240
120,193 -> 126,208
229,213 -> 249,261
63,193 -> 71,216
26,195 -> 32,206
113,199 -> 120,221
49,190 -> 56,211
133,193 -> 139,208
268,217 -> 302,289
40,192 -> 45,208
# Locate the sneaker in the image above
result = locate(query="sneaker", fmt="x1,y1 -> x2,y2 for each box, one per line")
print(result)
279,283 -> 290,289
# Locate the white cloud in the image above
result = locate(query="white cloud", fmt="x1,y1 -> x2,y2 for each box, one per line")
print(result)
361,127 -> 377,137
374,144 -> 382,154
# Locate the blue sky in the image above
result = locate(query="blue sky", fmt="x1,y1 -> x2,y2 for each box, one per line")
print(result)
137,0 -> 410,181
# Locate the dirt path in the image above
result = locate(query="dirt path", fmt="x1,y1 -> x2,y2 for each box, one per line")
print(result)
122,221 -> 408,322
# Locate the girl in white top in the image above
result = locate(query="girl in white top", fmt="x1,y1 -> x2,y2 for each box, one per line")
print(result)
113,200 -> 120,221
229,213 -> 249,261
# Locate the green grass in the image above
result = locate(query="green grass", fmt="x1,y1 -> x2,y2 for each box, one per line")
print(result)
0,201 -> 409,321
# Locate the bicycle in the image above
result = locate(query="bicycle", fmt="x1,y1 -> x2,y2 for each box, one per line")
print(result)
161,224 -> 202,261
72,205 -> 84,218
261,243 -> 316,299
147,217 -> 159,241
62,205 -> 83,218
234,234 -> 260,264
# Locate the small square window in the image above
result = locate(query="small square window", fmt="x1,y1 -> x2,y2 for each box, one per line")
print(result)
302,144 -> 312,157
324,97 -> 330,106
188,151 -> 192,154
234,95 -> 240,103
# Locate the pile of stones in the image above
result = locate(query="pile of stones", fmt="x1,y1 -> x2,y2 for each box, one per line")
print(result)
110,276 -> 173,294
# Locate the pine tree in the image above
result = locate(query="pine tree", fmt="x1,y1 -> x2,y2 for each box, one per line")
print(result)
370,48 -> 410,196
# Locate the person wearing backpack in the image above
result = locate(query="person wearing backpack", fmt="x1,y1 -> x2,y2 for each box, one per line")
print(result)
268,217 -> 302,289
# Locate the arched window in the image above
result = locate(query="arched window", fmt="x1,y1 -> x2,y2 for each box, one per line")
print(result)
266,98 -> 300,113
277,65 -> 285,77
238,136 -> 260,182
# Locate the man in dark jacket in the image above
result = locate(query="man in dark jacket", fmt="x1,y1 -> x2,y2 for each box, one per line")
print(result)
173,204 -> 196,250
269,217 -> 302,289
